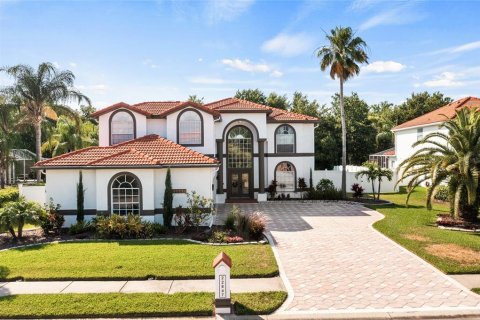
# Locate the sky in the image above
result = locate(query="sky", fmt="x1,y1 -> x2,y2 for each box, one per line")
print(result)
1,0 -> 480,110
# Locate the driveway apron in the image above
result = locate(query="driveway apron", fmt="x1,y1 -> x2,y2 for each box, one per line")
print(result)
217,202 -> 480,313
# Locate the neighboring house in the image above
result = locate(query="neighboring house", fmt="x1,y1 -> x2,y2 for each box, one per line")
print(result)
370,96 -> 480,181
34,98 -> 318,225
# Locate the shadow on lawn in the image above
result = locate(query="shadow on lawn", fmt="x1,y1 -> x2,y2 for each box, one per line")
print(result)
53,239 -> 195,246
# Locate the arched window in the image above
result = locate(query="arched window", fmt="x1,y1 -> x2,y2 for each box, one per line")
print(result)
110,110 -> 135,145
227,126 -> 253,168
110,173 -> 141,215
178,110 -> 203,145
275,125 -> 295,153
275,162 -> 296,191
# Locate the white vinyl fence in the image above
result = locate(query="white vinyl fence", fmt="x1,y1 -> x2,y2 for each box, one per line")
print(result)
18,184 -> 47,205
313,166 -> 398,194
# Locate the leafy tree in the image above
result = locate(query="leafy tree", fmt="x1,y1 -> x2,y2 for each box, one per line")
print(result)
266,92 -> 290,110
314,105 -> 341,169
397,108 -> 480,222
331,93 -> 376,165
291,91 -> 320,117
188,95 -> 204,105
79,104 -> 97,123
235,89 -> 267,105
1,63 -> 90,181
375,166 -> 393,199
77,171 -> 85,222
390,91 -> 452,126
316,26 -> 369,198
42,116 -> 97,157
163,168 -> 173,227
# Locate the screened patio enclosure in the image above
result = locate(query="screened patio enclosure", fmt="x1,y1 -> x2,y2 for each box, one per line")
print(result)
6,149 -> 45,184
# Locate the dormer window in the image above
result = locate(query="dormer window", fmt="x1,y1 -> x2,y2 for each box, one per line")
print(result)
110,110 -> 135,145
275,124 -> 296,153
178,109 -> 203,145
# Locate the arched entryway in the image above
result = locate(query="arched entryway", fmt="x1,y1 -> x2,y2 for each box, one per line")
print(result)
226,125 -> 254,199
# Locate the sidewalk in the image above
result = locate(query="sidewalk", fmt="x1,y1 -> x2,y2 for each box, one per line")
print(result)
449,274 -> 480,289
0,277 -> 284,296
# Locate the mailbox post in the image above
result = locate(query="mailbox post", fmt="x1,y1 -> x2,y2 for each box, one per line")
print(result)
213,252 -> 232,314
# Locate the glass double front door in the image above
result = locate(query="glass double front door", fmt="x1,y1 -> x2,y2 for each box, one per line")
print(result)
229,170 -> 251,198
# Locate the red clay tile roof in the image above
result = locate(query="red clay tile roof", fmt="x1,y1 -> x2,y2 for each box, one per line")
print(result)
91,101 -> 220,118
370,148 -> 395,156
204,98 -> 319,122
92,98 -> 319,122
392,96 -> 480,131
34,135 -> 218,168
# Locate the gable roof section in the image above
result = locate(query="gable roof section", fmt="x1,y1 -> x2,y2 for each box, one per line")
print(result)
370,148 -> 395,157
392,96 -> 480,131
204,98 -> 319,122
91,98 -> 319,122
34,135 -> 218,168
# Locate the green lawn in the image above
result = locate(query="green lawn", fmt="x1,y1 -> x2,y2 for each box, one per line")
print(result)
0,240 -> 278,280
473,288 -> 480,295
371,187 -> 480,274
0,292 -> 287,318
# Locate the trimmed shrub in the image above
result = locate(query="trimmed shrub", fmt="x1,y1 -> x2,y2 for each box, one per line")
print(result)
208,230 -> 227,243
434,185 -> 449,202
0,187 -> 19,207
351,183 -> 364,198
152,222 -> 167,236
69,220 -> 93,235
163,168 -> 174,227
306,188 -> 343,200
76,171 -> 85,222
94,214 -> 154,239
247,211 -> 266,240
316,179 -> 335,192
225,205 -> 240,230
40,199 -> 64,235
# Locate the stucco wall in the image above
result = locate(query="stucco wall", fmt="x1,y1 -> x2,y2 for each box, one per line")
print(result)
266,123 -> 315,153
313,169 -> 398,193
146,118 -> 167,137
46,169 -> 97,210
98,109 -> 147,146
165,108 -> 216,155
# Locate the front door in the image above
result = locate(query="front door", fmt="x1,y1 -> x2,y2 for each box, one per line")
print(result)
229,170 -> 251,198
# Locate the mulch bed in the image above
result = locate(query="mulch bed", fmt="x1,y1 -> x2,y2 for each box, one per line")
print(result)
436,214 -> 480,232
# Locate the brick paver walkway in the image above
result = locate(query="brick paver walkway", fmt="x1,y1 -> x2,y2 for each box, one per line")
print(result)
217,202 -> 480,313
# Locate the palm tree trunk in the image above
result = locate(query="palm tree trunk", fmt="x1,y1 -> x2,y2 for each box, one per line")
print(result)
339,77 -> 347,199
34,120 -> 42,182
371,179 -> 375,199
377,179 -> 381,200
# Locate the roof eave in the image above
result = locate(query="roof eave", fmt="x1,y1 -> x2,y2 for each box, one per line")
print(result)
33,163 -> 220,170
391,121 -> 445,132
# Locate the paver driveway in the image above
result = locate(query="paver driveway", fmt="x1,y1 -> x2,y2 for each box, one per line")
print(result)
217,202 -> 480,313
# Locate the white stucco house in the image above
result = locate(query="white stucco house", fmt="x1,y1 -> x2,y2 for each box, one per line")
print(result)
370,96 -> 480,179
34,98 -> 318,225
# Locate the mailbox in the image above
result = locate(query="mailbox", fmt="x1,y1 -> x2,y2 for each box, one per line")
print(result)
213,252 -> 232,314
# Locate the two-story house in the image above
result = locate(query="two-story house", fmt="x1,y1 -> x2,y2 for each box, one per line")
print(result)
34,98 -> 318,225
370,96 -> 480,184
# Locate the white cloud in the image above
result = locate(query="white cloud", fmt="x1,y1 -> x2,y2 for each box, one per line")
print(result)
359,4 -> 424,31
261,33 -> 315,57
205,0 -> 254,24
363,61 -> 406,73
68,62 -> 77,68
221,58 -> 282,77
429,40 -> 480,55
198,58 -> 203,62
52,62 -> 60,68
423,72 -> 463,88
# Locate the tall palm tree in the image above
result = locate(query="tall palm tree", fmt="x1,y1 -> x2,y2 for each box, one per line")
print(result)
1,63 -> 90,181
316,26 -> 369,198
0,94 -> 20,188
397,108 -> 480,222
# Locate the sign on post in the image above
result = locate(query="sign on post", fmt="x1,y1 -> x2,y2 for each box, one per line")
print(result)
213,252 -> 232,314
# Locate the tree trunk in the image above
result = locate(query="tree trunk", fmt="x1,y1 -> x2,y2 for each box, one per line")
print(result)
0,164 -> 5,189
339,77 -> 347,199
34,120 -> 42,182
371,179 -> 375,199
8,226 -> 17,240
17,222 -> 24,239
377,179 -> 381,200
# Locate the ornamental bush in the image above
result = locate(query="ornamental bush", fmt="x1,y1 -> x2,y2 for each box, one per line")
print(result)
94,214 -> 154,239
316,179 -> 335,192
0,197 -> 45,239
40,198 -> 64,235
433,185 -> 449,202
0,187 -> 19,207
351,183 -> 364,198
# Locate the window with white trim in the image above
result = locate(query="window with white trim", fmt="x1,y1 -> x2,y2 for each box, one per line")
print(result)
276,162 -> 295,191
178,110 -> 202,145
110,173 -> 141,215
275,125 -> 295,153
111,111 -> 134,145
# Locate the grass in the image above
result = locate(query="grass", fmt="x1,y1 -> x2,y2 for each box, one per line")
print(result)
0,291 -> 287,318
0,240 -> 278,280
473,288 -> 480,295
370,187 -> 480,274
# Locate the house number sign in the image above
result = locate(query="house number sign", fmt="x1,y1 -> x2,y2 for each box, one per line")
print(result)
213,252 -> 232,314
